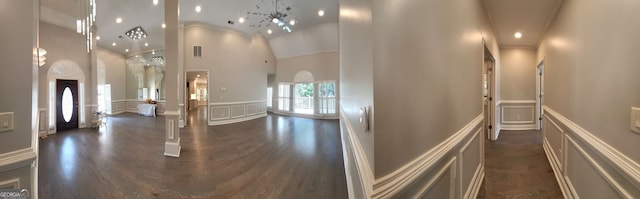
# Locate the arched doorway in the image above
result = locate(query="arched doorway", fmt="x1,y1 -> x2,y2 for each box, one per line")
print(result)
47,60 -> 86,132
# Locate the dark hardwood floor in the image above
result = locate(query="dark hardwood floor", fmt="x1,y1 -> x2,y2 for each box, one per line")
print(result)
39,107 -> 348,198
477,130 -> 563,199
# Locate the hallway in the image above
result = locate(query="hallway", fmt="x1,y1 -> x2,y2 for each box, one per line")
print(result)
478,130 -> 563,198
38,113 -> 348,198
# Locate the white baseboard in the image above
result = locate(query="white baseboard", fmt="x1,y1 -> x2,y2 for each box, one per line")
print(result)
272,111 -> 339,120
208,113 -> 267,126
500,124 -> 536,130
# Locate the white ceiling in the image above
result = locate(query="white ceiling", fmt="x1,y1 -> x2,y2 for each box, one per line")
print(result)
483,0 -> 563,47
40,0 -> 338,56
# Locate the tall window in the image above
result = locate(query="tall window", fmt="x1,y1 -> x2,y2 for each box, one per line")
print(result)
294,83 -> 314,115
266,87 -> 273,108
318,81 -> 336,115
278,83 -> 291,112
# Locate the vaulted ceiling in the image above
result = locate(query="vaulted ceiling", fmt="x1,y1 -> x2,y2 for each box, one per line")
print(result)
483,0 -> 564,47
40,0 -> 338,56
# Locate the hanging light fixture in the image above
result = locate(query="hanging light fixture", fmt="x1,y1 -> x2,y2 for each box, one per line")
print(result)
247,0 -> 296,33
76,0 -> 96,53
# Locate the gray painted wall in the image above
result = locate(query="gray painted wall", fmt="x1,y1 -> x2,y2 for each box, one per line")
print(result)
0,0 -> 38,153
538,0 -> 640,165
38,21 -> 91,108
97,47 -> 126,101
183,23 -> 276,103
500,48 -> 536,100
0,0 -> 38,193
371,0 -> 500,177
538,0 -> 640,197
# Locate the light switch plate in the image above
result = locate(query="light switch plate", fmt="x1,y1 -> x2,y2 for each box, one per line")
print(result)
0,112 -> 14,133
631,107 -> 640,134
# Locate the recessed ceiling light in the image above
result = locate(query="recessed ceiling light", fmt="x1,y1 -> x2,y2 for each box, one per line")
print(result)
267,29 -> 272,34
289,20 -> 295,26
96,36 -> 100,40
125,49 -> 129,52
239,17 -> 245,23
112,42 -> 116,46
195,5 -> 201,13
116,18 -> 122,23
145,43 -> 149,46
514,32 -> 522,39
152,50 -> 155,55
197,74 -> 200,77
153,0 -> 158,5
162,23 -> 166,29
318,10 -> 325,17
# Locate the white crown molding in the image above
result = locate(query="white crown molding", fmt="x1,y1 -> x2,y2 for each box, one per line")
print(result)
372,115 -> 483,198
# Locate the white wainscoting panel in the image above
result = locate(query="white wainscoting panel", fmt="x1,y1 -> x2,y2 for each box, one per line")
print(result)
0,178 -> 19,189
38,108 -> 47,135
372,115 -> 484,199
126,99 -> 141,113
543,107 -> 640,198
246,104 -> 258,116
499,100 -> 536,130
231,105 -> 246,118
208,101 -> 267,125
339,107 -> 374,198
110,100 -> 127,115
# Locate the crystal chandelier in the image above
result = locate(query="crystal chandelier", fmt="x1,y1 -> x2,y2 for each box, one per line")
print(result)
76,0 -> 96,53
125,26 -> 148,40
150,56 -> 165,65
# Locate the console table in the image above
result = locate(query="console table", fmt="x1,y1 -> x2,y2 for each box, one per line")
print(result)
138,104 -> 157,117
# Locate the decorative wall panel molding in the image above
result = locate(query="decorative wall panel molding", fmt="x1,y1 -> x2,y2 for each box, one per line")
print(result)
372,115 -> 484,198
340,107 -> 374,198
208,101 -> 267,126
38,108 -> 47,135
543,106 -> 640,198
499,100 -> 536,130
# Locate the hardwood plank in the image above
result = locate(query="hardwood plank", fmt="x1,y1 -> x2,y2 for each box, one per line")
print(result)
39,108 -> 348,199
477,130 -> 563,199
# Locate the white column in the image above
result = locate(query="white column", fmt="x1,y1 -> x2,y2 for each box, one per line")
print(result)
164,0 -> 181,157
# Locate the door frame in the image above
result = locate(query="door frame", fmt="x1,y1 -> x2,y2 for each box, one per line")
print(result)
184,70 -> 210,122
536,59 -> 545,130
483,42 -> 497,140
47,60 -> 87,134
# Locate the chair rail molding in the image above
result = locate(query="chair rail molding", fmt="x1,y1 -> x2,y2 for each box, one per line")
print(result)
339,106 -> 374,198
544,106 -> 640,198
372,115 -> 484,198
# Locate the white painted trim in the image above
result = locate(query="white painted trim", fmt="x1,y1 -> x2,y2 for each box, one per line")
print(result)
499,100 -> 537,104
339,117 -> 356,199
543,138 -> 573,199
164,138 -> 181,157
545,107 -> 640,191
500,105 -> 535,124
500,124 -> 536,130
209,100 -> 267,106
459,129 -> 483,198
230,105 -> 246,119
0,148 -> 37,173
414,157 -> 457,199
0,178 -> 19,189
465,165 -> 484,199
272,110 -> 339,120
208,113 -> 267,126
373,115 -> 483,198
543,115 -> 563,172
566,135 -> 633,198
340,107 -> 374,198
209,106 -> 231,121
